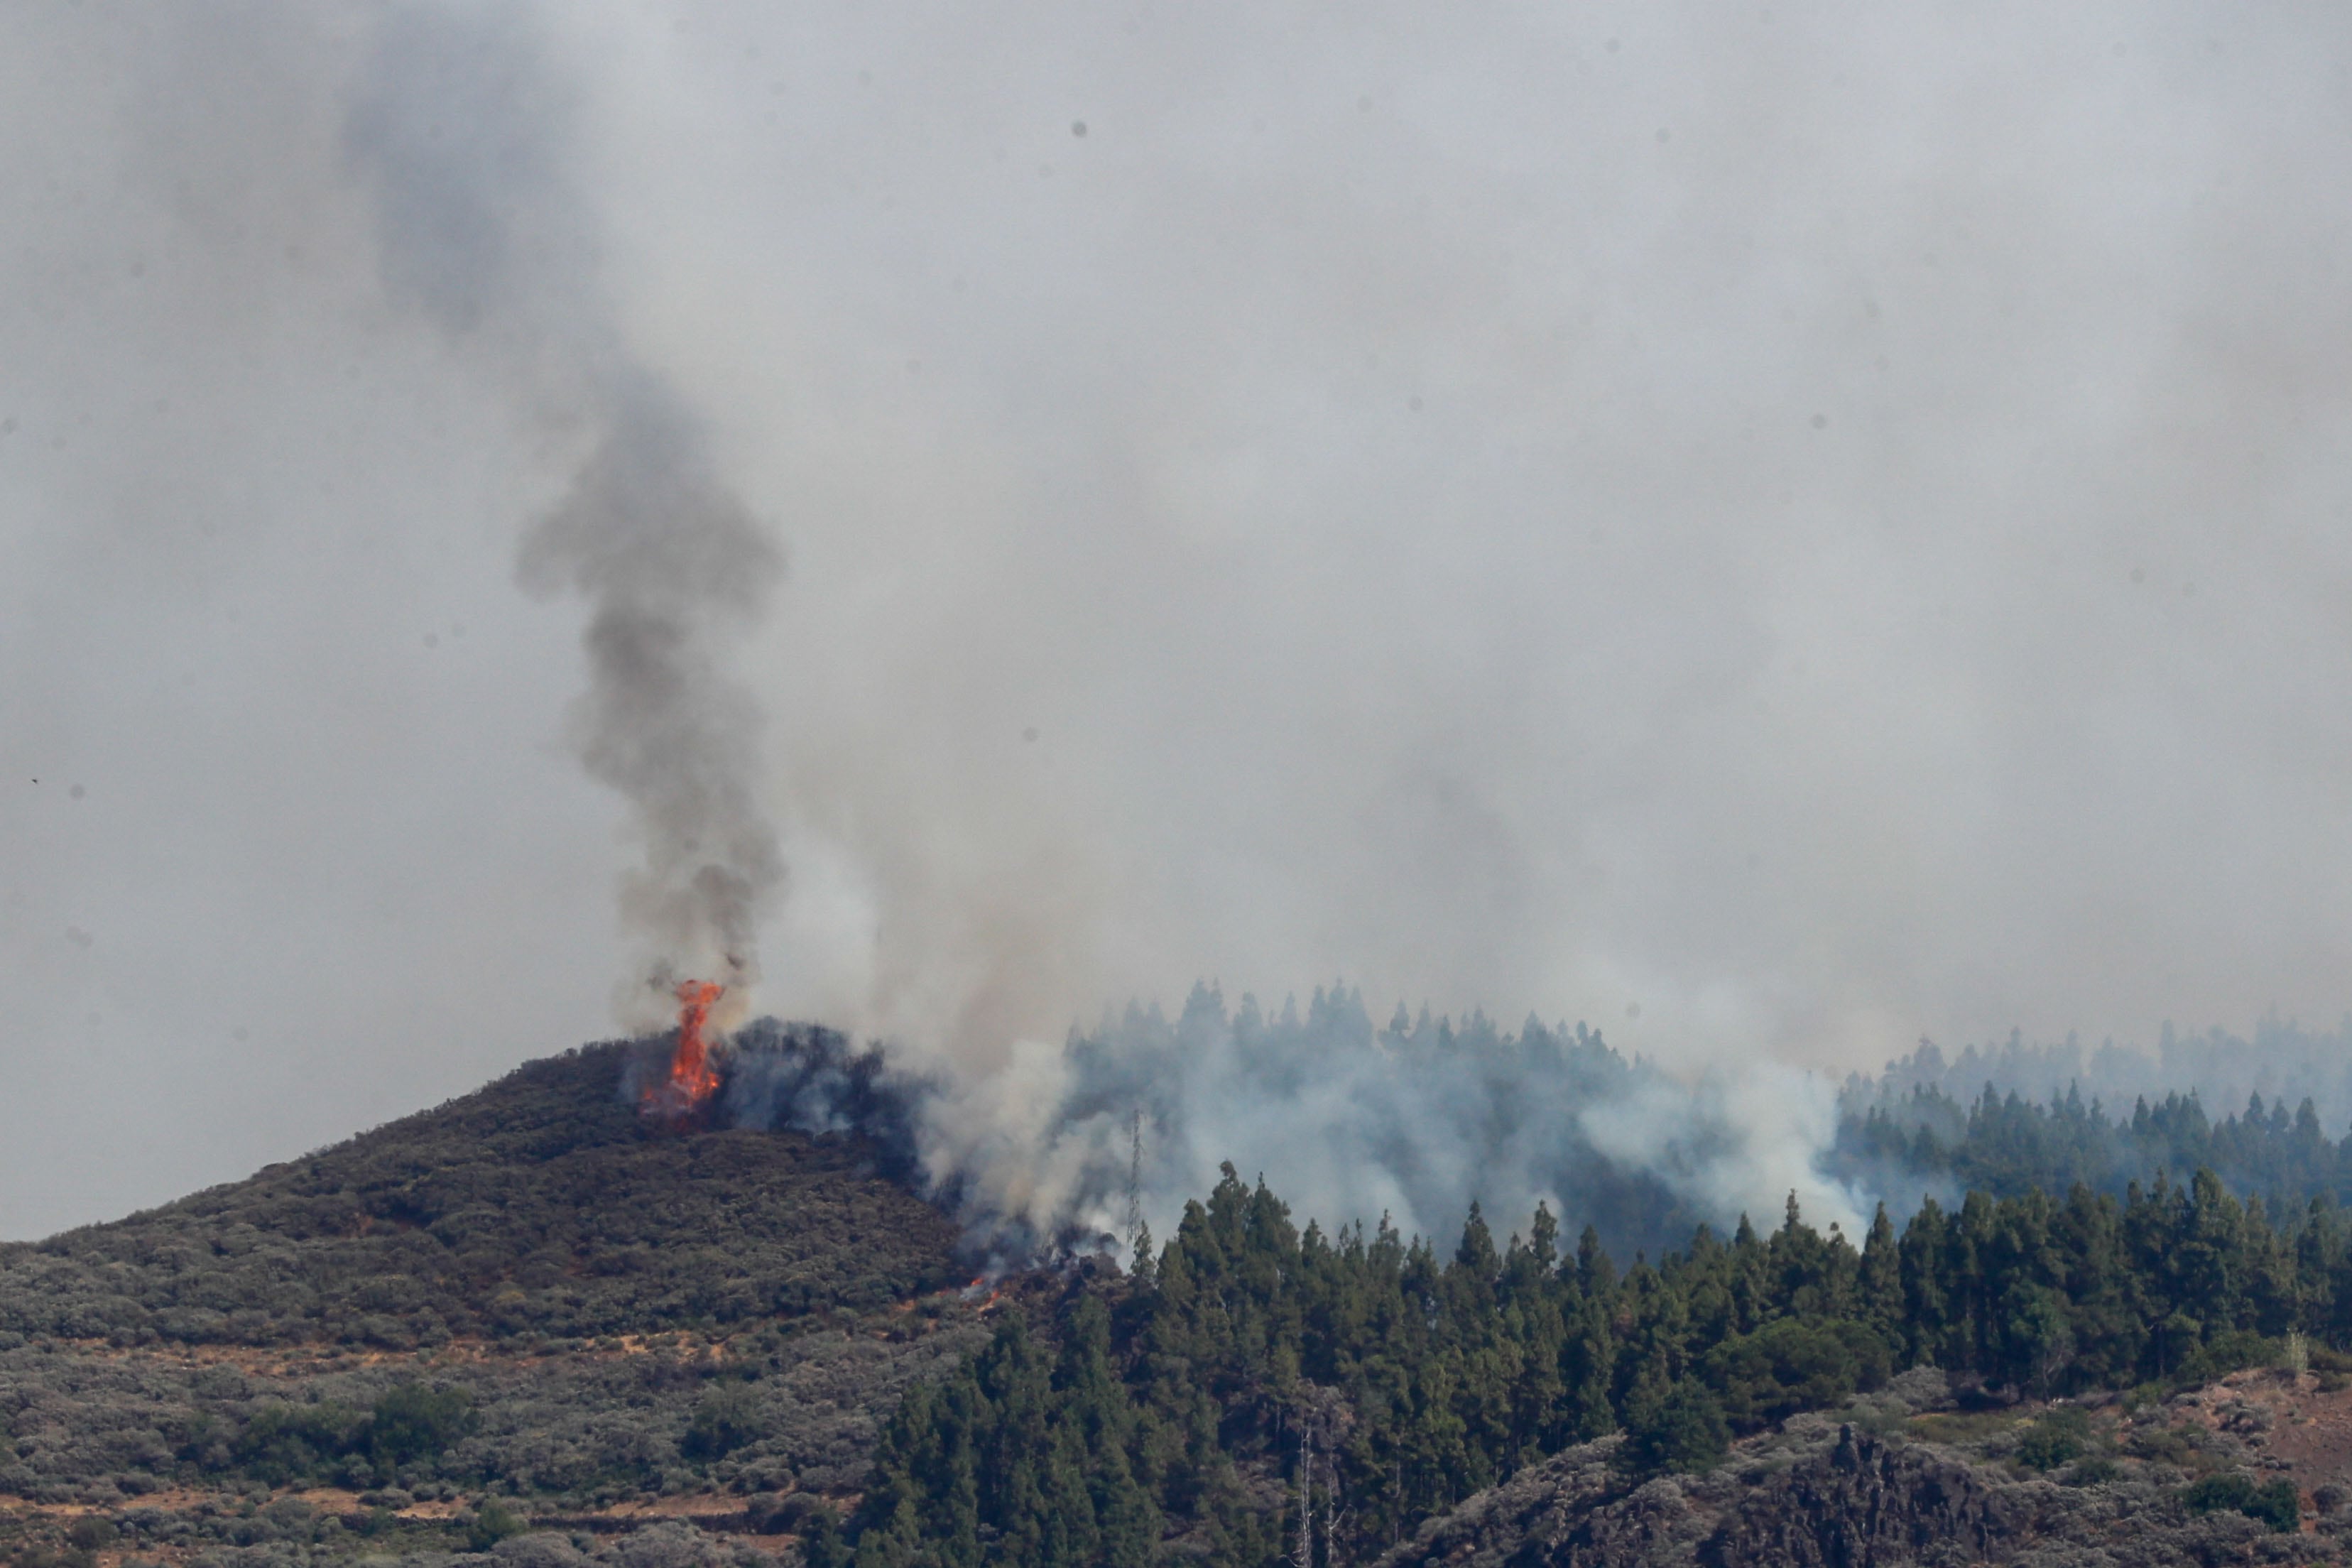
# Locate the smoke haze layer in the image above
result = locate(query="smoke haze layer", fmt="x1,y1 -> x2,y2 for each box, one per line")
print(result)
695,996 -> 1855,1269
918,983 -> 1863,1265
6,4 -> 2352,1236
702,1001 -> 2352,1274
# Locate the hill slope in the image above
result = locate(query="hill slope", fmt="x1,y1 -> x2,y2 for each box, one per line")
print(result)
0,1038 -> 993,1568
16,1040 -> 2352,1567
0,1041 -> 963,1349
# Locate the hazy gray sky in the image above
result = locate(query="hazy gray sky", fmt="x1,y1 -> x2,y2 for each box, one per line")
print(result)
4,3 -> 2350,1239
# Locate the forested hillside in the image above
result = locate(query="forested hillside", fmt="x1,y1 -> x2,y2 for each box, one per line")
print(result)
1002,984 -> 1721,1263
839,1163 -> 2352,1566
1829,1019 -> 2352,1216
839,983 -> 2352,1271
15,1030 -> 2352,1568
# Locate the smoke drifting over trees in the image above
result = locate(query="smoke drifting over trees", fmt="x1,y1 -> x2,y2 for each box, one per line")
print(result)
910,984 -> 1858,1264
6,3 -> 2352,1235
712,1000 -> 2352,1273
719,990 -> 1809,1264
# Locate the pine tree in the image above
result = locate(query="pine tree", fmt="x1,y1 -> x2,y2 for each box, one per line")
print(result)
1859,1202 -> 1902,1344
1528,1201 -> 1559,1273
1616,1354 -> 1728,1476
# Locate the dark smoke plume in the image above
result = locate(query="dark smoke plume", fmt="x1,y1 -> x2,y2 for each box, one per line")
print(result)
718,1020 -> 930,1188
344,8 -> 784,1020
517,386 -> 785,1004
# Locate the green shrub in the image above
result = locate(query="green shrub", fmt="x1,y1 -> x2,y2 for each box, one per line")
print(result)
1618,1376 -> 1731,1476
232,1403 -> 364,1486
2178,1330 -> 2275,1387
2064,1455 -> 2120,1486
64,1520 -> 116,1552
681,1385 -> 766,1461
216,1383 -> 475,1487
11,1549 -> 95,1568
364,1383 -> 477,1467
466,1498 -> 526,1550
2182,1471 -> 2299,1532
2307,1342 -> 2352,1375
2183,1471 -> 2257,1513
2126,1422 -> 2203,1467
1702,1318 -> 1890,1432
795,1501 -> 850,1568
2247,1479 -> 2300,1533
2015,1407 -> 2092,1471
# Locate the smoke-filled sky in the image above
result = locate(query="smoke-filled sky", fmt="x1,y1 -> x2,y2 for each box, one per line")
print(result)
4,3 -> 2351,1241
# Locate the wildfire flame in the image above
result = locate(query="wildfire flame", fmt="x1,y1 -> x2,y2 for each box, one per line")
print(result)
643,979 -> 726,1123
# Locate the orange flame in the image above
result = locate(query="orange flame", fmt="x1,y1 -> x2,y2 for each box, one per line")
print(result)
643,979 -> 725,1122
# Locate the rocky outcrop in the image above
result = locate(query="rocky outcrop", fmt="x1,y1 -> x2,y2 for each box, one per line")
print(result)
1377,1403 -> 2343,1568
1697,1426 -> 2034,1567
1363,1439 -> 1626,1567
1546,1473 -> 1715,1567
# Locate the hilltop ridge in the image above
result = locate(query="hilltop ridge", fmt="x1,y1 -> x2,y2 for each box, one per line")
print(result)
0,1041 -> 962,1349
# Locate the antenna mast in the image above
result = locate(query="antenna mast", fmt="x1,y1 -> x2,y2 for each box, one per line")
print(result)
1123,1106 -> 1144,1261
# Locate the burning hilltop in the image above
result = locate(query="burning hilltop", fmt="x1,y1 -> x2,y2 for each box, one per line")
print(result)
638,978 -> 728,1125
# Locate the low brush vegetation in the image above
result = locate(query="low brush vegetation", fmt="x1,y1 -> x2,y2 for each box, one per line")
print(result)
0,1042 -> 990,1567
0,1044 -> 962,1351
2011,1405 -> 2094,1471
0,1308 -> 983,1507
221,1382 -> 477,1487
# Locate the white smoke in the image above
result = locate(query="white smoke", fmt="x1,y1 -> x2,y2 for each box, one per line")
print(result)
723,986 -> 1870,1263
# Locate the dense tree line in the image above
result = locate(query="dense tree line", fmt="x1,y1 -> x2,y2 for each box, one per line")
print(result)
1846,1020 -> 2352,1136
1833,1081 -> 2352,1214
840,1162 -> 2352,1567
